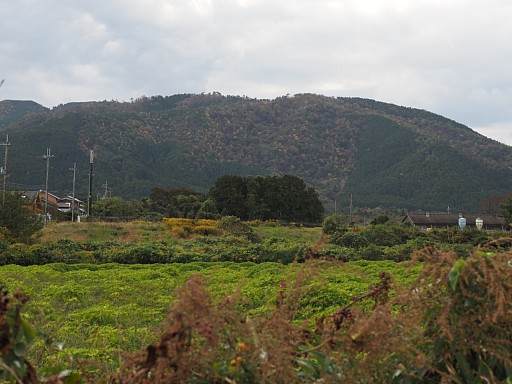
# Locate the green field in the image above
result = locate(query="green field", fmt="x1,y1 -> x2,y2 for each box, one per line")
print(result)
0,259 -> 419,376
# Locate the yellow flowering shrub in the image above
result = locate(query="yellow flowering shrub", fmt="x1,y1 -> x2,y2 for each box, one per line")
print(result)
162,218 -> 220,238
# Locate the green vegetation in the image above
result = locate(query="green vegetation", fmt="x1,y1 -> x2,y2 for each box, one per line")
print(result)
326,220 -> 507,261
0,259 -> 418,382
0,191 -> 43,243
148,187 -> 207,219
210,175 -> 324,222
1,249 -> 511,382
0,202 -> 511,381
501,195 -> 512,225
1,218 -> 510,268
90,174 -> 324,223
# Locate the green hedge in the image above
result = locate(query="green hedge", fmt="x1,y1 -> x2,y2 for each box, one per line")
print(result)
0,238 -> 306,266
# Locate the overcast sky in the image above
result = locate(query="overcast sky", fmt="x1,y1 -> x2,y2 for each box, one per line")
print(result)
2,0 -> 512,145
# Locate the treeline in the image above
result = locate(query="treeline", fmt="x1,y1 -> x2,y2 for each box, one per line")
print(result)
209,174 -> 324,222
94,174 -> 324,223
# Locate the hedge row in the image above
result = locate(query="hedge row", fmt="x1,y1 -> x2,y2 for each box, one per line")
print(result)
0,238 -> 306,266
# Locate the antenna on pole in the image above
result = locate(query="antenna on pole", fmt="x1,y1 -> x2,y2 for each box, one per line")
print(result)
87,150 -> 94,217
1,134 -> 10,203
42,148 -> 55,226
69,163 -> 77,222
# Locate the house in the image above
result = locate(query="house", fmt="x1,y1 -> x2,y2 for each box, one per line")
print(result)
22,190 -> 60,213
402,212 -> 508,231
57,195 -> 85,215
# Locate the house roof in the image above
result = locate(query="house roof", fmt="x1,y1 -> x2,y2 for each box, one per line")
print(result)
21,191 -> 39,200
403,213 -> 506,227
22,190 -> 61,204
59,195 -> 84,203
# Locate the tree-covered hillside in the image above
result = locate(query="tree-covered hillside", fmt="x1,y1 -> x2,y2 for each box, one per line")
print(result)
0,93 -> 511,211
0,100 -> 48,127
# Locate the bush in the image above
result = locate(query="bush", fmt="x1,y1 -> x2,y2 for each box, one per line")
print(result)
218,216 -> 260,242
313,244 -> 355,261
357,243 -> 384,261
369,214 -> 390,225
331,231 -> 369,249
363,222 -> 422,247
322,214 -> 345,235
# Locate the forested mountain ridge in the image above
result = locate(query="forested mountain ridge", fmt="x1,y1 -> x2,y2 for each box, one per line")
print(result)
0,93 -> 511,212
0,100 -> 49,127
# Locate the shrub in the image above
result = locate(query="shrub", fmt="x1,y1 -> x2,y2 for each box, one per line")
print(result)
363,222 -> 422,247
331,231 -> 369,249
357,243 -> 384,261
369,214 -> 390,225
0,243 -> 32,265
322,214 -> 345,235
192,225 -> 221,236
218,216 -> 260,242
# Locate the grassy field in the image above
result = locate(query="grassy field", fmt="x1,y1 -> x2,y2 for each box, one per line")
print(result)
38,220 -> 173,243
38,220 -> 324,246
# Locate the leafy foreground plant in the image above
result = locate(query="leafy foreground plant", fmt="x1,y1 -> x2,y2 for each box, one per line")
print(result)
0,289 -> 82,383
112,250 -> 512,384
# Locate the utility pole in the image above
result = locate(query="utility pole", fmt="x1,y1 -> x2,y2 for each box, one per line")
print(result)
42,148 -> 54,226
1,134 -> 10,203
101,180 -> 111,200
69,163 -> 77,222
87,150 -> 94,217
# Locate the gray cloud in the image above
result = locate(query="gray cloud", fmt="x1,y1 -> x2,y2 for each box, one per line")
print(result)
2,0 -> 511,145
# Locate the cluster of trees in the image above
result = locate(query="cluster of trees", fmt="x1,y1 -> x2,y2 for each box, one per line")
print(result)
148,187 -> 217,219
2,175 -> 324,230
209,175 -> 324,222
91,174 -> 324,223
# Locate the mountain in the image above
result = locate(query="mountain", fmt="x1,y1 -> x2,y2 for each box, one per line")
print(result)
0,93 -> 511,212
0,100 -> 49,127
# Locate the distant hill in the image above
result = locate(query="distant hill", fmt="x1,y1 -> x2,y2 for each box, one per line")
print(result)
0,100 -> 49,127
0,93 -> 511,212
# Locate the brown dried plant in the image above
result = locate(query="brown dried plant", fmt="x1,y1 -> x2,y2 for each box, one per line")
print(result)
335,248 -> 512,383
